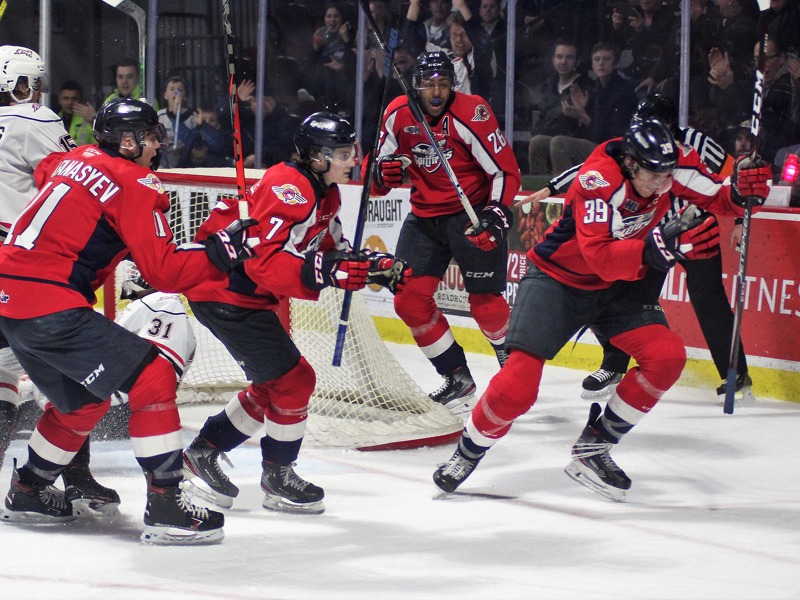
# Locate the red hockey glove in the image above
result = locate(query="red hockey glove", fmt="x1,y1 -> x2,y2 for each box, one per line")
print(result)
364,252 -> 411,294
301,250 -> 369,291
643,206 -> 719,271
731,154 -> 771,207
465,203 -> 513,251
375,154 -> 412,188
203,218 -> 259,272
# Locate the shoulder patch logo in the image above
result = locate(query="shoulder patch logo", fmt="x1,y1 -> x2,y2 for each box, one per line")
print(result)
137,173 -> 165,194
271,184 -> 307,205
579,170 -> 610,191
472,104 -> 490,122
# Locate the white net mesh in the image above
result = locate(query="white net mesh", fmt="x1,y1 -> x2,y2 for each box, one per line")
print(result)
122,172 -> 462,449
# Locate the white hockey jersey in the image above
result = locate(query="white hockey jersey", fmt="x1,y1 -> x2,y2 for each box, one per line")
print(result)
115,293 -> 197,381
0,103 -> 74,238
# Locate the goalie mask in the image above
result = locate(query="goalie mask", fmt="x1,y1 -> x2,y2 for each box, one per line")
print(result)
93,97 -> 167,160
294,111 -> 360,173
119,260 -> 153,300
0,45 -> 48,104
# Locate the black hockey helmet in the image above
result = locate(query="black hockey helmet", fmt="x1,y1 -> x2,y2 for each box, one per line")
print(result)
622,118 -> 678,173
413,51 -> 456,90
294,111 -> 358,165
93,97 -> 167,156
633,93 -> 678,133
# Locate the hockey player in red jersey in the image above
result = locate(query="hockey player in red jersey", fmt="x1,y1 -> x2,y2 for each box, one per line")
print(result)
0,44 -> 118,516
370,50 -> 521,415
432,118 -> 772,501
182,112 -> 409,514
0,97 -> 256,544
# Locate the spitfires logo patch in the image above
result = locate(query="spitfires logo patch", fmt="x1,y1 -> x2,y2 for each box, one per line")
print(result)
472,104 -> 490,122
137,174 -> 165,193
271,184 -> 307,205
412,140 -> 453,173
579,171 -> 610,191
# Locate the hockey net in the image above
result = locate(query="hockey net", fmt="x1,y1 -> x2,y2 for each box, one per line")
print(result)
110,169 -> 462,450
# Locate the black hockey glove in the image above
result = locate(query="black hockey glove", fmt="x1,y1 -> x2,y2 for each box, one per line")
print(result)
203,218 -> 259,272
301,250 -> 370,291
374,154 -> 412,188
464,203 -> 513,251
643,206 -> 720,272
364,252 -> 412,294
731,154 -> 772,207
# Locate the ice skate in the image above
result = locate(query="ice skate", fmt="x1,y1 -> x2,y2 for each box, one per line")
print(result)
581,369 -> 624,400
62,460 -> 121,518
492,345 -> 509,368
260,460 -> 325,514
429,366 -> 476,416
2,460 -> 75,524
433,446 -> 484,493
716,373 -> 755,407
141,476 -> 225,545
565,403 -> 631,502
182,437 -> 239,509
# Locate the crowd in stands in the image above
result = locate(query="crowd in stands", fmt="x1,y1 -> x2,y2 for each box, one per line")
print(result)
47,0 -> 800,176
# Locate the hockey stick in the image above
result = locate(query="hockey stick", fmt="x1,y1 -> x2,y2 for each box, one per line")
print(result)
724,0 -> 771,415
332,0 -> 403,367
102,0 -> 146,100
220,0 -> 256,245
0,1 -> 7,22
358,0 -> 481,229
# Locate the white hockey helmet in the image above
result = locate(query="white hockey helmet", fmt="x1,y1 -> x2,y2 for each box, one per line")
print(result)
119,259 -> 152,300
0,45 -> 48,103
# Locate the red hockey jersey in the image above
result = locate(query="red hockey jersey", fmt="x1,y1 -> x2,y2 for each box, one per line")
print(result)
529,140 -> 747,290
186,162 -> 349,310
371,92 -> 521,216
0,145 -> 225,318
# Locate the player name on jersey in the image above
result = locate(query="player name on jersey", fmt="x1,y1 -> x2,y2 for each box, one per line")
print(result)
50,155 -> 120,203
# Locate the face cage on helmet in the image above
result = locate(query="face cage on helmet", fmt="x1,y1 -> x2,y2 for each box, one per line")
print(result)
8,74 -> 49,104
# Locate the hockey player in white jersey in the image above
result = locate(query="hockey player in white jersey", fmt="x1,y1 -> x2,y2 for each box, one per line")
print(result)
0,46 -> 121,516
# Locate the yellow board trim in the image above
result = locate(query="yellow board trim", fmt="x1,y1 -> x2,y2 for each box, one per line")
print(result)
373,316 -> 800,404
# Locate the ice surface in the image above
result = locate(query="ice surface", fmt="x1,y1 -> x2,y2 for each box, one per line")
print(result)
1,344 -> 798,599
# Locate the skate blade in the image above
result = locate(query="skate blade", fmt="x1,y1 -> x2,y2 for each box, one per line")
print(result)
140,524 -> 224,545
71,498 -> 121,519
442,393 -> 476,418
717,388 -> 756,407
564,461 -> 627,503
261,493 -> 325,515
580,385 -> 618,400
180,477 -> 234,509
2,509 -> 76,524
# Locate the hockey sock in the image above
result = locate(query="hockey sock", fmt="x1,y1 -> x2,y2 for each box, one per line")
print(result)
199,390 -> 264,452
609,325 -> 685,413
127,357 -> 183,486
470,350 -> 545,439
24,400 -> 111,484
259,358 -> 315,464
469,292 -> 510,348
596,404 -> 636,444
396,276 -> 468,374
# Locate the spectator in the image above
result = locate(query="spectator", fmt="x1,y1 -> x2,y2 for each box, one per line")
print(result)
236,79 -> 296,168
312,4 -> 352,58
404,0 -> 453,52
157,76 -> 196,169
448,0 -> 496,104
479,0 -> 507,71
105,57 -> 142,103
706,0 -> 761,131
548,42 -> 638,174
731,120 -> 754,158
607,0 -> 676,86
754,37 -> 797,164
178,106 -> 234,169
528,40 -> 592,173
758,0 -> 800,60
56,80 -> 94,147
